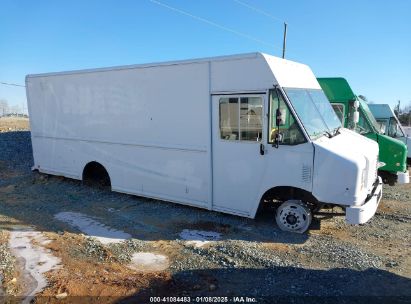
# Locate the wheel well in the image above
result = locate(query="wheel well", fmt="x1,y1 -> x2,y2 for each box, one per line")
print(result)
257,186 -> 319,215
261,186 -> 318,204
82,161 -> 111,188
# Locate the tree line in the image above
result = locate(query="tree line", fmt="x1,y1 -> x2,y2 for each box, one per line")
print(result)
0,99 -> 26,116
394,101 -> 411,127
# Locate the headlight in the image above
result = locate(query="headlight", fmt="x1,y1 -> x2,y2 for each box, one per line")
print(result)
377,162 -> 386,168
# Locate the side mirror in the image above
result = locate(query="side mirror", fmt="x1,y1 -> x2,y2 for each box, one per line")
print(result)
353,110 -> 359,124
276,132 -> 283,143
273,132 -> 283,148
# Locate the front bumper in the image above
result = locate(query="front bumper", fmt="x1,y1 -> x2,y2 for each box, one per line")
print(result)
397,170 -> 410,184
346,176 -> 383,225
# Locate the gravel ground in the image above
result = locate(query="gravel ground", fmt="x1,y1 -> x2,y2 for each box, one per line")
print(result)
0,131 -> 410,303
0,230 -> 16,296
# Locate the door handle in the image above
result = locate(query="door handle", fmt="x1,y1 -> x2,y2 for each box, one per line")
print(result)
260,143 -> 265,155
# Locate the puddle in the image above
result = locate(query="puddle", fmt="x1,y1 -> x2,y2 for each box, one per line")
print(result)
179,229 -> 221,248
128,252 -> 169,272
54,212 -> 131,245
54,212 -> 168,272
9,227 -> 61,302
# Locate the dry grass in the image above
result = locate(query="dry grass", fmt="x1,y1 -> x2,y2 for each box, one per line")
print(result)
0,117 -> 30,132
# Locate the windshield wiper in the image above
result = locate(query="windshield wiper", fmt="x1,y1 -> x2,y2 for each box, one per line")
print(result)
323,126 -> 342,138
333,126 -> 342,137
312,130 -> 333,139
323,131 -> 333,138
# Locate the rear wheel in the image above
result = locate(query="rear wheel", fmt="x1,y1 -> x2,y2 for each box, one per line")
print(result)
275,200 -> 312,233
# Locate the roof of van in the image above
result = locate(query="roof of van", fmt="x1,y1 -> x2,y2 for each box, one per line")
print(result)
26,52 -> 267,78
317,77 -> 357,102
368,104 -> 396,119
26,52 -> 321,90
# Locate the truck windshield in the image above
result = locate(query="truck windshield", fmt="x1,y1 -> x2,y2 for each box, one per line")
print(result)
359,101 -> 381,132
350,99 -> 381,134
284,88 -> 341,139
355,108 -> 374,134
388,117 -> 405,138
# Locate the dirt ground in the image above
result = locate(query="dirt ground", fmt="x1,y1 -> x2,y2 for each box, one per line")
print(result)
0,117 -> 30,132
0,126 -> 410,303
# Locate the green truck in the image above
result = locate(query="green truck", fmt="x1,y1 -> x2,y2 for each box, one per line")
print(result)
317,77 -> 409,185
368,103 -> 411,166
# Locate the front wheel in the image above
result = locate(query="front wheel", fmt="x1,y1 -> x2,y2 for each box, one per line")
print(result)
378,170 -> 397,186
275,200 -> 312,233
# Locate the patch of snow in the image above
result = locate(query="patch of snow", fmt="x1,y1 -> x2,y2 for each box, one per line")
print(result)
9,227 -> 61,302
128,252 -> 169,272
179,229 -> 221,248
54,211 -> 131,245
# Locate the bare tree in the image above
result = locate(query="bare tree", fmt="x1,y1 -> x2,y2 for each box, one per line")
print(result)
398,100 -> 411,126
358,95 -> 368,102
9,104 -> 20,115
0,99 -> 9,117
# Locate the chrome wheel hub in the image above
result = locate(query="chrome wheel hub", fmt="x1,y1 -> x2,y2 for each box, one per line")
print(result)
275,200 -> 312,233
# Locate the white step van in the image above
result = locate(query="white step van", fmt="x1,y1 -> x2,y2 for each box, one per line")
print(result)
26,53 -> 382,233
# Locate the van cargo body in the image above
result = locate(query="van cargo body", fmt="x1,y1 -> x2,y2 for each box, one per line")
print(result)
26,53 -> 382,233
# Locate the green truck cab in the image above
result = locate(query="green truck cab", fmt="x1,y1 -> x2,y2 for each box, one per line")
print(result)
368,103 -> 411,166
317,77 -> 409,185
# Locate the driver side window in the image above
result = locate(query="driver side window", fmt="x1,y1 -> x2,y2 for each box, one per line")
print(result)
269,90 -> 306,145
388,118 -> 404,138
376,119 -> 388,135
